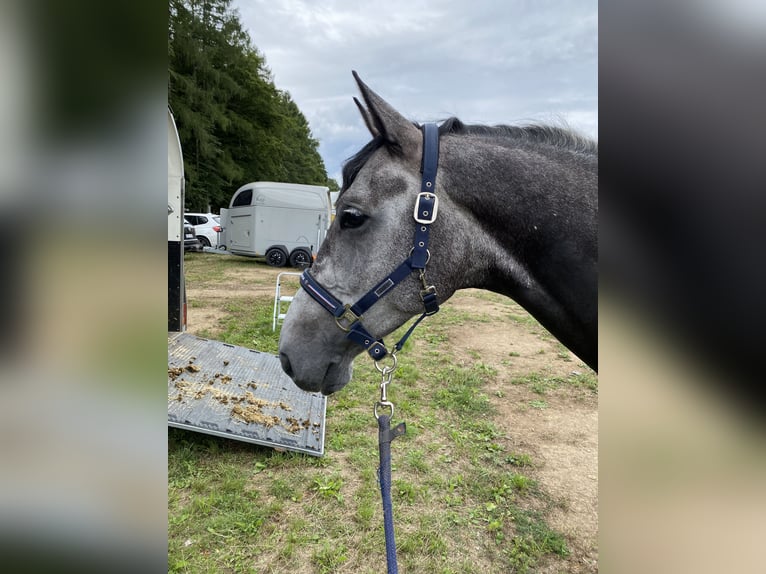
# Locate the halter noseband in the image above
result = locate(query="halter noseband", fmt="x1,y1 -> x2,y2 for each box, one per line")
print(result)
299,123 -> 441,362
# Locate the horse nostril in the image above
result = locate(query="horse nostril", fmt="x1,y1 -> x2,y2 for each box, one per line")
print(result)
279,352 -> 293,378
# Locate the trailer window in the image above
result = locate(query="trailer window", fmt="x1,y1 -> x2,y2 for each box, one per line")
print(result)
232,189 -> 252,207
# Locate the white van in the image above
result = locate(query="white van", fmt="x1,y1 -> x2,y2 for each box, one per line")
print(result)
221,181 -> 331,267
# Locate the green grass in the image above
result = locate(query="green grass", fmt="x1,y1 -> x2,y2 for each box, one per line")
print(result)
510,370 -> 599,396
170,254 -> 597,573
218,298 -> 281,353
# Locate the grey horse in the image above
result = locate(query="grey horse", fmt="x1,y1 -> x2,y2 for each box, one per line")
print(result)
279,72 -> 597,395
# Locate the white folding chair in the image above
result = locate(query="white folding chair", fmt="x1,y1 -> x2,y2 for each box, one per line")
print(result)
272,272 -> 302,331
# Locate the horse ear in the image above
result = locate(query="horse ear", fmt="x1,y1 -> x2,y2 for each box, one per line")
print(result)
353,97 -> 379,138
352,71 -> 419,153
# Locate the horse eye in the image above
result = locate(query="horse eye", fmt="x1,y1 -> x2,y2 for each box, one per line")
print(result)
339,208 -> 368,230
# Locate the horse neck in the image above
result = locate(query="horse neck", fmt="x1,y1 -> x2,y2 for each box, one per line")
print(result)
441,136 -> 598,368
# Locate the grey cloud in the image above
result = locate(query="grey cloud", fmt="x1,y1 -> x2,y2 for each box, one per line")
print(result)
235,0 -> 597,181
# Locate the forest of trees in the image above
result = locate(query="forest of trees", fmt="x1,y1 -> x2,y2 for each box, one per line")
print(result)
169,0 -> 336,212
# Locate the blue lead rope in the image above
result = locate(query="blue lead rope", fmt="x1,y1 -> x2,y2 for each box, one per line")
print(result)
377,414 -> 406,574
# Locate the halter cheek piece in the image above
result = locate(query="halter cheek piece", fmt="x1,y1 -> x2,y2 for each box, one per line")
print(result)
300,123 -> 441,362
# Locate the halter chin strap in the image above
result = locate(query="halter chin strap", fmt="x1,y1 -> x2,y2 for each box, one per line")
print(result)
300,123 -> 441,361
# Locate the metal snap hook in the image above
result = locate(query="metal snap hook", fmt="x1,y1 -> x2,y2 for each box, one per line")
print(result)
374,401 -> 395,420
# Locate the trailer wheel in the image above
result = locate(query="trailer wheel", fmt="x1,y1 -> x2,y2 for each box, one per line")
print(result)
265,247 -> 288,267
289,248 -> 312,269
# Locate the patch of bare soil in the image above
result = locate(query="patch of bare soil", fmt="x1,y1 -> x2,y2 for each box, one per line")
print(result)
186,261 -> 302,337
445,289 -> 598,573
185,305 -> 229,338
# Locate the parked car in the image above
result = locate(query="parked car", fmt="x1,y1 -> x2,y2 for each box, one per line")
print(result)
185,212 -> 223,248
183,219 -> 202,252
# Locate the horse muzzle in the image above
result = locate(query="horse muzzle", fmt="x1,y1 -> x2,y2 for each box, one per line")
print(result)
278,350 -> 353,395
278,293 -> 357,394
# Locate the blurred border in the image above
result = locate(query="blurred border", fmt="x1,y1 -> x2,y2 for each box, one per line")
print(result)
600,0 -> 765,572
0,1 -> 167,572
0,1 -> 764,572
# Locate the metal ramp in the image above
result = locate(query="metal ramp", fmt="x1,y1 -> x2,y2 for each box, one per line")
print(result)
272,271 -> 302,330
168,332 -> 326,456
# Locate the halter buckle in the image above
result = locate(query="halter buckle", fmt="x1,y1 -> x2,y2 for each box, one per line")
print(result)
414,192 -> 439,224
334,304 -> 360,332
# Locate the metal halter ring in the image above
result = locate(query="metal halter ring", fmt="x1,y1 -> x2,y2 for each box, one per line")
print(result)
408,247 -> 431,265
374,351 -> 398,375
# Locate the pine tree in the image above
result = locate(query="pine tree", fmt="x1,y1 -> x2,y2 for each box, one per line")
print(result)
168,0 -> 328,211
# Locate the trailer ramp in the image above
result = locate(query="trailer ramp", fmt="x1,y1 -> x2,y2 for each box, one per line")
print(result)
168,332 -> 326,456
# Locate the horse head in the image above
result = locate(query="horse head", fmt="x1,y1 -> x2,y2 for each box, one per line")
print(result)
279,72 -> 598,395
278,73 -> 469,395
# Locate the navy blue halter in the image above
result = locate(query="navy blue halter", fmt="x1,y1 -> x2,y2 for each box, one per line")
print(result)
300,123 -> 441,361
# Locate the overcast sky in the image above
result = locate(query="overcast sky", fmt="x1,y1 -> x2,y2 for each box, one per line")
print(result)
233,0 -> 597,184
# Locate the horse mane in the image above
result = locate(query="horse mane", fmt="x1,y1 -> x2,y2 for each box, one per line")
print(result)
341,118 -> 596,192
439,117 -> 598,156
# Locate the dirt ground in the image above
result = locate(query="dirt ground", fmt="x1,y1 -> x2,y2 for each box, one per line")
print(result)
187,262 -> 294,336
447,294 -> 598,573
187,261 -> 598,572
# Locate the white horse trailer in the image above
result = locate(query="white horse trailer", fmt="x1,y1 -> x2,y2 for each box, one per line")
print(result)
167,108 -> 186,332
221,181 -> 331,267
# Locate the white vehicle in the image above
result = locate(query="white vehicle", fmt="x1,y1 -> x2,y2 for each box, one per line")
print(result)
184,212 -> 222,248
221,181 -> 331,267
168,108 -> 186,332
